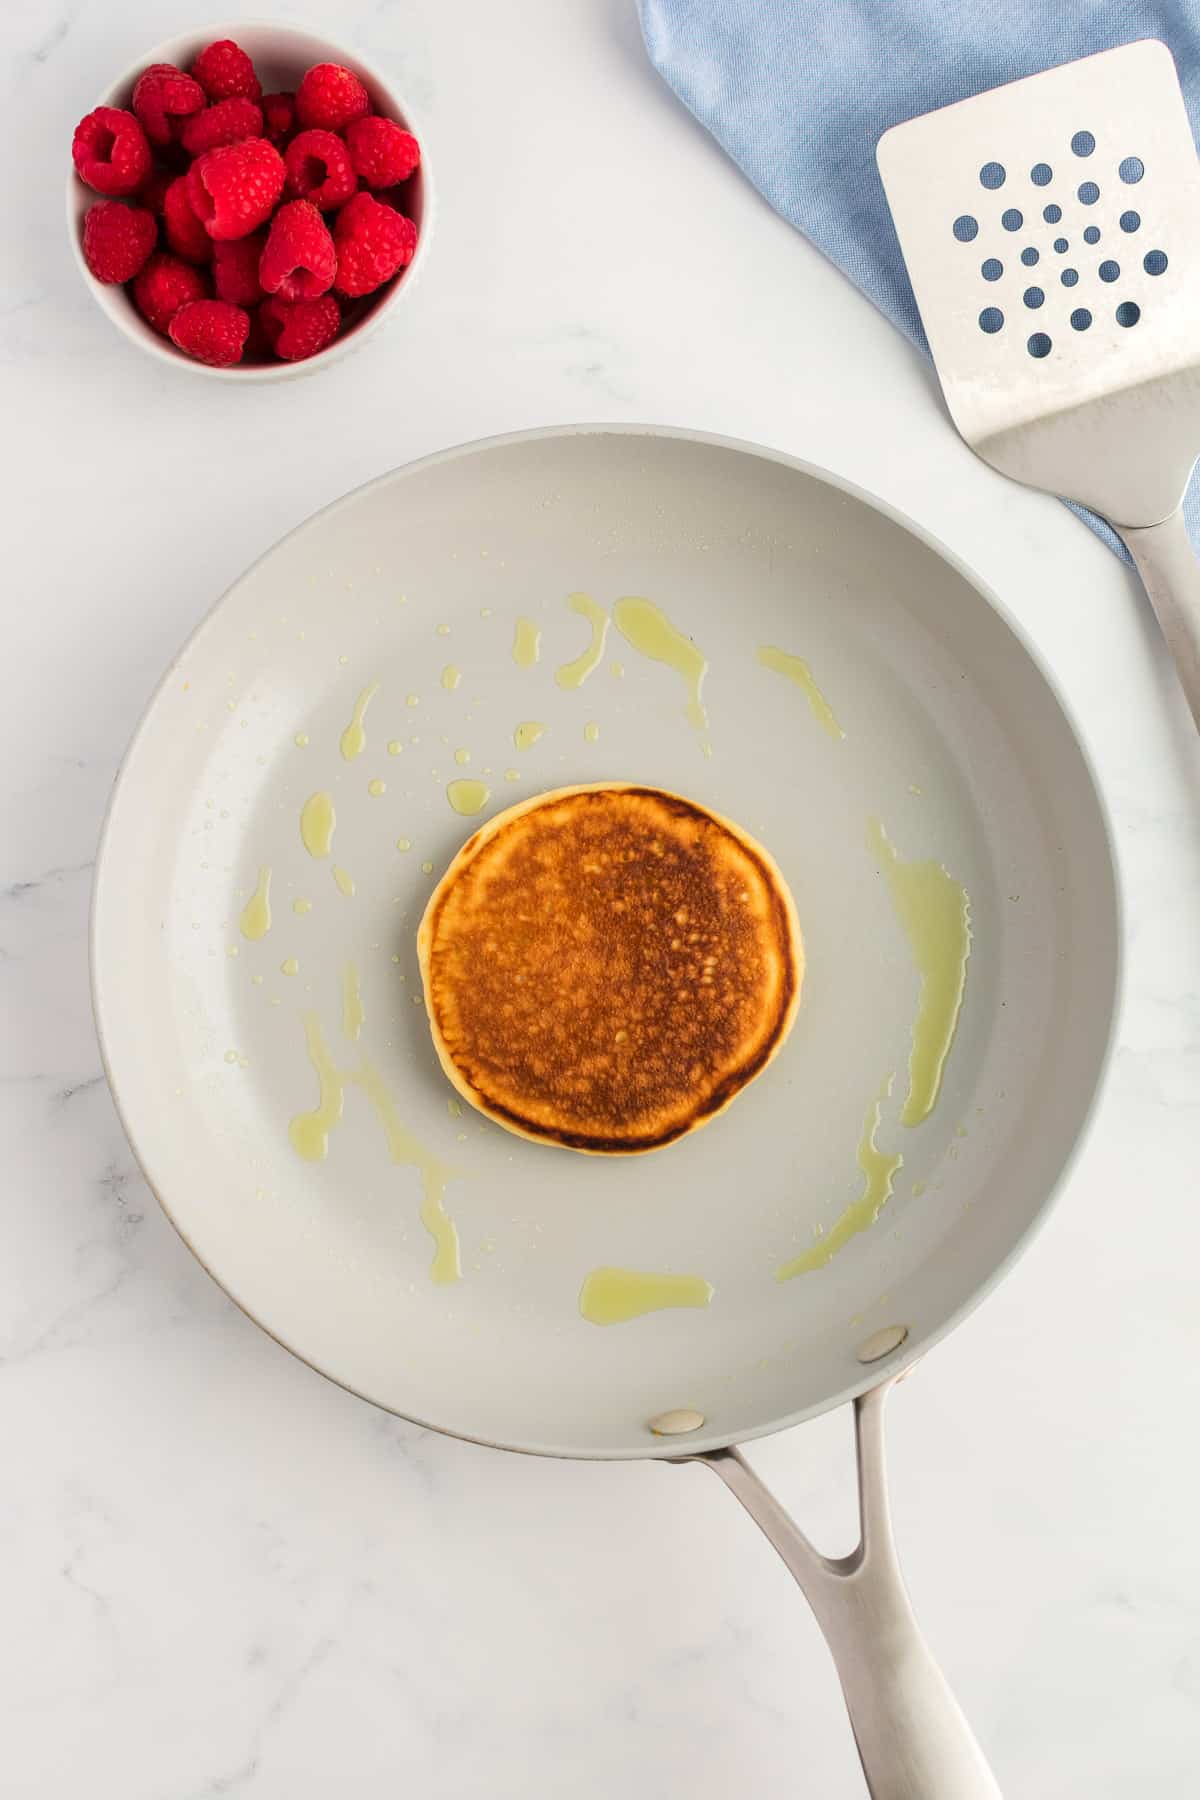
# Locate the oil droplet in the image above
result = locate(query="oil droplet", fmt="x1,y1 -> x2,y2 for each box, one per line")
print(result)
421,860 -> 433,874
911,1180 -> 928,1198
226,945 -> 239,958
300,791 -> 335,858
294,732 -> 309,747
436,622 -> 451,636
757,645 -> 844,741
514,720 -> 545,751
909,784 -> 923,797
387,740 -> 404,755
555,593 -> 610,688
406,694 -> 420,707
512,617 -> 541,667
396,837 -> 412,852
454,747 -> 471,766
339,683 -> 378,761
281,957 -> 300,977
333,865 -> 356,898
342,963 -> 364,1043
251,973 -> 263,986
580,1267 -> 715,1325
293,897 -> 311,915
480,606 -> 493,618
368,778 -> 386,797
224,1049 -> 238,1064
584,720 -> 600,744
238,866 -> 272,940
609,661 -> 624,679
441,665 -> 461,691
868,819 -> 972,1126
447,778 -> 491,816
447,1096 -> 462,1119
504,768 -> 520,781
613,596 -> 707,731
777,1077 -> 903,1278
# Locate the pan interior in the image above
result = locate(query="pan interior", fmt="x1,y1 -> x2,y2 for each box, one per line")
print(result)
92,429 -> 1118,1457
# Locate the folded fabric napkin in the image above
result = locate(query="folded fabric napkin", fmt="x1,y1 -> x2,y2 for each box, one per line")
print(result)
639,1 -> 1200,558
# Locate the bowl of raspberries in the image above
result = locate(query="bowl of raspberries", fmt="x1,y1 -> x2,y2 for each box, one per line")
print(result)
67,26 -> 429,375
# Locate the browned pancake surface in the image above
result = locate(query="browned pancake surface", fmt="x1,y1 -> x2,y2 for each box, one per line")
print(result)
419,786 -> 802,1153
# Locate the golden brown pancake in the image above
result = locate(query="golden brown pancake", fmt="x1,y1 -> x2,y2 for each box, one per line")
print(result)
417,785 -> 803,1154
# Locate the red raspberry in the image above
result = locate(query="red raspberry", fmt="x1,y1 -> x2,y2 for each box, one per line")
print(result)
295,63 -> 369,132
213,231 -> 266,306
163,175 -> 212,263
190,39 -> 261,103
259,199 -> 336,300
138,167 -> 173,215
283,129 -> 356,210
187,138 -> 285,240
260,295 -> 341,362
81,200 -> 156,284
131,63 -> 205,146
261,92 -> 296,146
132,252 -> 209,334
168,298 -> 250,366
181,97 -> 263,157
72,107 -> 152,197
344,116 -> 420,189
333,192 -> 416,297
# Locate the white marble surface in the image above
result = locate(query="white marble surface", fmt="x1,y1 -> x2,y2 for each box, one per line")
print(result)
4,2 -> 1198,1794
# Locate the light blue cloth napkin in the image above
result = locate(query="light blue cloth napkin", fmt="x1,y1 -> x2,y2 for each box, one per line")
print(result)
639,1 -> 1200,557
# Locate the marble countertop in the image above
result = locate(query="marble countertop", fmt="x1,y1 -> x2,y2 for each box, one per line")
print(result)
5,2 -> 1198,1794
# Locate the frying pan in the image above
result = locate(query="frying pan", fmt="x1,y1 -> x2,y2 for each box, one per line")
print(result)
91,426 -> 1120,1798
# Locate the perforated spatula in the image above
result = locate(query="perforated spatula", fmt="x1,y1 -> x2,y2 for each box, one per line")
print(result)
878,38 -> 1200,727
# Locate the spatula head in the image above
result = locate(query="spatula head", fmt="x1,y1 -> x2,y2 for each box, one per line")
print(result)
878,40 -> 1200,527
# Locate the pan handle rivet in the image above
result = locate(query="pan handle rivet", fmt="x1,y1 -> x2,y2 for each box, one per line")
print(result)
648,1408 -> 706,1436
857,1324 -> 909,1364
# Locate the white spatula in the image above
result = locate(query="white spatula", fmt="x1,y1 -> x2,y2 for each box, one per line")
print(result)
878,38 -> 1200,727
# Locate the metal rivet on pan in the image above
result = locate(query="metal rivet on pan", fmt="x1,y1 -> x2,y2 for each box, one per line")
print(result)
857,1325 -> 909,1364
648,1408 -> 706,1436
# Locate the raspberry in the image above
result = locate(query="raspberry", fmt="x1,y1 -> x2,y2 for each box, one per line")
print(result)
72,107 -> 152,197
259,199 -> 336,300
81,200 -> 156,284
344,116 -> 420,189
333,191 -> 417,297
260,295 -> 341,362
164,175 -> 212,263
138,167 -> 173,215
187,138 -> 285,240
131,63 -> 205,146
190,39 -> 261,103
295,63 -> 369,132
213,231 -> 266,306
168,298 -> 250,366
181,97 -> 263,157
132,251 -> 209,334
261,92 -> 296,146
284,129 -> 356,210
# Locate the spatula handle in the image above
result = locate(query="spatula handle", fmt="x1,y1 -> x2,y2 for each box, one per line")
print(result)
1120,509 -> 1200,730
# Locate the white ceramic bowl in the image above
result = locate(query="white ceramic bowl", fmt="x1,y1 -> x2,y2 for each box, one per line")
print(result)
66,22 -> 432,380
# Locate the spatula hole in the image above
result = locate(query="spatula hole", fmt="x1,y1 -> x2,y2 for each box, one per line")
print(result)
1027,332 -> 1052,358
1020,246 -> 1039,266
981,257 -> 1003,280
1001,208 -> 1023,231
1053,236 -> 1069,253
978,306 -> 1004,334
1030,162 -> 1053,186
1119,210 -> 1141,233
1144,249 -> 1168,275
1070,130 -> 1096,157
1070,307 -> 1092,331
1116,301 -> 1141,327
1060,268 -> 1079,287
1043,203 -> 1063,224
1083,226 -> 1101,244
979,161 -> 1006,189
1022,286 -> 1044,308
1119,156 -> 1145,184
1098,260 -> 1120,282
953,214 -> 979,242
1077,181 -> 1100,205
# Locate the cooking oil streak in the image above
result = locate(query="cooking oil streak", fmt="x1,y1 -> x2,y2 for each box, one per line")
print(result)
339,683 -> 378,761
333,865 -> 355,898
757,645 -> 844,741
342,963 -> 364,1042
300,791 -> 335,858
441,665 -> 461,691
446,778 -> 491,816
289,1012 -> 460,1282
579,1267 -> 715,1325
869,818 -> 972,1126
777,1077 -> 903,1279
613,596 -> 707,732
513,720 -> 546,751
238,866 -> 272,940
555,593 -> 610,689
512,617 -> 541,667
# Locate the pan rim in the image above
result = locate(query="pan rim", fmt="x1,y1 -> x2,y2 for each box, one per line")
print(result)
90,421 -> 1124,1461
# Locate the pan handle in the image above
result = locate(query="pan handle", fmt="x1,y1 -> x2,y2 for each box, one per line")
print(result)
690,1380 -> 1002,1800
